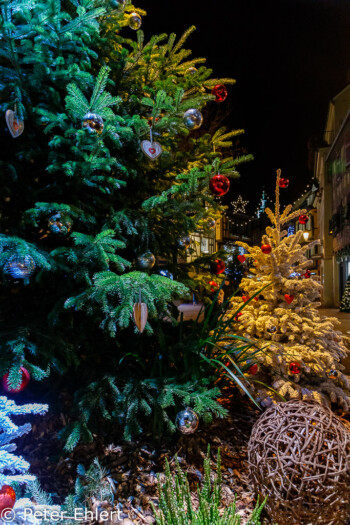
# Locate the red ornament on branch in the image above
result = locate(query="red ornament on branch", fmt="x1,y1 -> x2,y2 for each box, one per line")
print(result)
242,295 -> 250,302
2,367 -> 30,393
304,270 -> 311,279
211,84 -> 228,103
209,280 -> 219,291
210,258 -> 226,275
284,294 -> 294,305
209,174 -> 230,196
248,363 -> 259,375
237,254 -> 246,263
298,214 -> 309,225
235,312 -> 243,321
279,178 -> 289,188
0,485 -> 16,517
289,362 -> 301,374
261,244 -> 272,254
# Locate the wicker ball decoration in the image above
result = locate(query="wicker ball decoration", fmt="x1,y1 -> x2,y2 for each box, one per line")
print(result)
248,400 -> 350,525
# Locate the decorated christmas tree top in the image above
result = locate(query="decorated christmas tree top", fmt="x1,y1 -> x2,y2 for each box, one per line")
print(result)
232,170 -> 350,409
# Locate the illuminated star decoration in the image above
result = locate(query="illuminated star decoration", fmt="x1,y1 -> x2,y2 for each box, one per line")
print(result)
231,195 -> 249,214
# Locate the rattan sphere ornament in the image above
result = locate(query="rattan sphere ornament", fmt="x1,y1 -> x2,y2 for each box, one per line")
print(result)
248,400 -> 350,525
175,407 -> 199,434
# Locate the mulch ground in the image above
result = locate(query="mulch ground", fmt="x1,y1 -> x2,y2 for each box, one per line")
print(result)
16,391 -> 261,524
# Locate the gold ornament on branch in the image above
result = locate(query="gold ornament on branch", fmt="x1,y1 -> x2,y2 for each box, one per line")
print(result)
133,290 -> 148,333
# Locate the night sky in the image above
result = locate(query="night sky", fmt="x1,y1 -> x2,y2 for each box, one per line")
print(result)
140,0 -> 350,213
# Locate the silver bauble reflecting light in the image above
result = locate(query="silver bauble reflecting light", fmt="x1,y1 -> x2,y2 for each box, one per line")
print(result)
175,407 -> 199,434
4,255 -> 36,279
82,113 -> 104,134
136,252 -> 156,270
183,108 -> 203,130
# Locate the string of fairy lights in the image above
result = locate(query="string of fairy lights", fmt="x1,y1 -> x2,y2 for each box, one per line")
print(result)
221,181 -> 316,229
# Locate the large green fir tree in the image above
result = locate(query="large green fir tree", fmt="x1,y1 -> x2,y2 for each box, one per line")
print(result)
0,0 -> 250,447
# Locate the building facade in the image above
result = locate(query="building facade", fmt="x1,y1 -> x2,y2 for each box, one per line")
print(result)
314,85 -> 350,306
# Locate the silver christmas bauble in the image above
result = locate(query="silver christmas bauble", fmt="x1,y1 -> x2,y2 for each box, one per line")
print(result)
82,113 -> 104,134
4,255 -> 35,279
183,108 -> 203,130
186,67 -> 197,75
267,326 -> 277,333
179,236 -> 191,249
136,252 -> 156,270
207,218 -> 216,228
48,213 -> 72,235
129,12 -> 142,30
159,269 -> 174,280
175,407 -> 199,434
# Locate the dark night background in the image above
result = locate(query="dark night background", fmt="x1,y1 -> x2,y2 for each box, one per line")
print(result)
140,0 -> 350,212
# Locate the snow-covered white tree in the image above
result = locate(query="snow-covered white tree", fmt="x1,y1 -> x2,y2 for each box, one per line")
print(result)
230,170 -> 350,409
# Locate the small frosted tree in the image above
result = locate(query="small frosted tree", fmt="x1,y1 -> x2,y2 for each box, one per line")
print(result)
340,276 -> 350,312
0,396 -> 48,486
231,170 -> 350,409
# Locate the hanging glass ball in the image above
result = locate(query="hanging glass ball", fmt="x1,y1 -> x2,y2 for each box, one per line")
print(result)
183,108 -> 203,130
129,12 -> 142,30
0,485 -> 16,516
186,67 -> 197,75
298,214 -> 309,225
327,369 -> 338,380
48,213 -> 72,235
179,236 -> 191,249
136,252 -> 156,270
207,218 -> 216,228
82,113 -> 104,134
209,174 -> 230,196
248,363 -> 259,375
209,280 -> 219,291
289,362 -> 301,375
261,244 -> 272,254
211,84 -> 228,103
2,367 -> 30,393
210,258 -> 226,275
4,255 -> 35,279
279,178 -> 289,188
175,407 -> 199,434
267,326 -> 277,333
110,0 -> 125,7
159,269 -> 174,280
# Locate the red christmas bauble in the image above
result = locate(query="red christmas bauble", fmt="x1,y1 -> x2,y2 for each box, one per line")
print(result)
0,485 -> 16,517
210,258 -> 226,275
242,295 -> 250,302
2,367 -> 30,393
284,294 -> 294,304
211,84 -> 228,103
279,178 -> 289,188
261,244 -> 272,254
298,214 -> 309,225
235,312 -> 243,321
237,254 -> 246,263
209,174 -> 230,196
248,363 -> 259,375
209,280 -> 219,291
304,270 -> 311,279
289,362 -> 301,374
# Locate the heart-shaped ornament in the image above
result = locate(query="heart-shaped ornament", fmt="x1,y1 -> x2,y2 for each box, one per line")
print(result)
141,140 -> 162,160
5,110 -> 24,138
284,294 -> 294,305
237,255 -> 246,263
